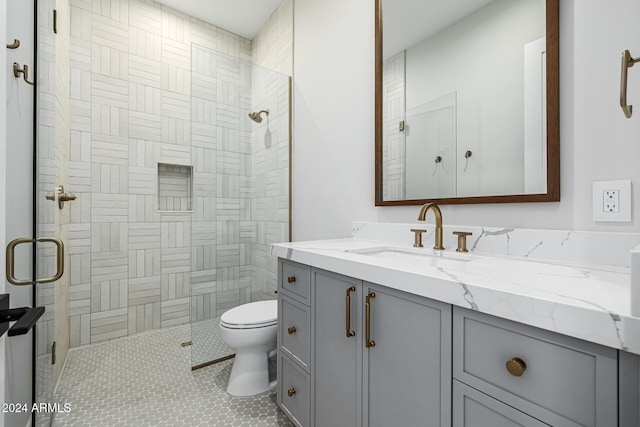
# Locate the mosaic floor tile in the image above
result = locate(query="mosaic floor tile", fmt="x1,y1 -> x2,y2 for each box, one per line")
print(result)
191,317 -> 234,367
52,325 -> 293,427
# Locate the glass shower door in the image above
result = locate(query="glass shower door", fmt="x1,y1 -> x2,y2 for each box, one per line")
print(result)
34,1 -> 71,425
189,45 -> 291,368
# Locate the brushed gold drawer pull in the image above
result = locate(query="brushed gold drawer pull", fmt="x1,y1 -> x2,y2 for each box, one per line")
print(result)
346,286 -> 356,337
365,292 -> 376,348
287,276 -> 296,283
287,326 -> 297,335
287,388 -> 296,397
506,357 -> 527,377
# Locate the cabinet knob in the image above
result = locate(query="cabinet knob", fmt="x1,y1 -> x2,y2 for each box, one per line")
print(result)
287,326 -> 297,335
287,276 -> 296,283
287,388 -> 296,397
506,357 -> 527,377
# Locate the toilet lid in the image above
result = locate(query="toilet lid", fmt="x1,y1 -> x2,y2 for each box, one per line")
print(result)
220,300 -> 277,328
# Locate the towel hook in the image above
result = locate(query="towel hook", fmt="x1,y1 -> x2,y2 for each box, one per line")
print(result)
12,62 -> 34,86
620,50 -> 640,118
6,39 -> 20,49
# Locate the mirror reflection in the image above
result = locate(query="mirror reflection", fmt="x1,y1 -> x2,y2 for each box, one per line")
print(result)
381,0 -> 548,201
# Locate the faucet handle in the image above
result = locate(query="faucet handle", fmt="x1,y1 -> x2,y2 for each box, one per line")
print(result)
410,229 -> 427,248
453,231 -> 473,253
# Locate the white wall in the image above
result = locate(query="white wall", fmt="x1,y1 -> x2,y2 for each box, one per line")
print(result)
293,0 -> 640,239
292,0 -> 375,240
405,0 -> 545,198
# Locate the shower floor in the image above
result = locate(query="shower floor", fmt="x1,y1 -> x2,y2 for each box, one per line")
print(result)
191,317 -> 234,367
51,325 -> 293,427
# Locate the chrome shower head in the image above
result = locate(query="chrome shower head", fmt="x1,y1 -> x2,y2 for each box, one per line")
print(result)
248,109 -> 269,123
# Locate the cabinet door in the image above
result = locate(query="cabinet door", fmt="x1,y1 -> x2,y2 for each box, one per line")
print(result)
453,307 -> 617,427
453,380 -> 550,427
363,283 -> 452,427
313,269 -> 363,427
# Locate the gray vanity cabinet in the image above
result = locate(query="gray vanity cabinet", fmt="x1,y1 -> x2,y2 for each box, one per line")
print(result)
278,260 -> 312,427
361,282 -> 452,427
278,258 -> 639,427
312,268 -> 452,427
313,269 -> 363,427
453,380 -> 550,427
453,307 -> 618,427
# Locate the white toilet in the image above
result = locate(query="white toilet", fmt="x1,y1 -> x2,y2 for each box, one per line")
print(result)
219,300 -> 278,396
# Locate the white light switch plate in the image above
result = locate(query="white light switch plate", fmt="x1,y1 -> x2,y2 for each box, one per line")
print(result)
593,180 -> 632,222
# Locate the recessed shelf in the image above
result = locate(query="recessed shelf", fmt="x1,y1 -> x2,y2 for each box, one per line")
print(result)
158,163 -> 193,212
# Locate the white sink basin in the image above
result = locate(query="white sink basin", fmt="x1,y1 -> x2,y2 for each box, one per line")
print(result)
347,246 -> 472,263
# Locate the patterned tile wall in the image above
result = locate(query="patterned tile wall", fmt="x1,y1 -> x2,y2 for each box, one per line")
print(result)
38,0 -> 292,354
190,0 -> 293,326
251,0 -> 293,299
189,44 -> 253,323
64,0 -> 258,347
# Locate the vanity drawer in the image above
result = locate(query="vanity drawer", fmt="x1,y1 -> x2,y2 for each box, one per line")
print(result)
280,260 -> 311,304
453,380 -> 550,427
278,353 -> 310,427
280,295 -> 311,370
453,308 -> 617,427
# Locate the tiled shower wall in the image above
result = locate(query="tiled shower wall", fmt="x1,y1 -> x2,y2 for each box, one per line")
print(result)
58,0 -> 291,346
189,45 -> 254,323
251,0 -> 293,298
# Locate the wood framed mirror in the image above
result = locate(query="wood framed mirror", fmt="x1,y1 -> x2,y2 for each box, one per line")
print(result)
375,0 -> 559,206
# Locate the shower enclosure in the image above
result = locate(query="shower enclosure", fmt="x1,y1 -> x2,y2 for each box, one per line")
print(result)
189,46 -> 291,368
33,0 -> 292,424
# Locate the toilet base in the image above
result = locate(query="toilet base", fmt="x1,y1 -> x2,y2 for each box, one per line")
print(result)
226,350 -> 276,397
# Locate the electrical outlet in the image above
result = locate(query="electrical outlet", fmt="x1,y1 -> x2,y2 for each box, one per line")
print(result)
593,180 -> 632,222
603,190 -> 619,212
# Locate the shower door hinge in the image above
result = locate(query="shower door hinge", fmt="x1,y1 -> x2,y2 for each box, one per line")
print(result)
53,10 -> 58,34
51,341 -> 56,365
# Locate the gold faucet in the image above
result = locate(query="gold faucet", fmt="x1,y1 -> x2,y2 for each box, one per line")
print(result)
417,203 -> 444,250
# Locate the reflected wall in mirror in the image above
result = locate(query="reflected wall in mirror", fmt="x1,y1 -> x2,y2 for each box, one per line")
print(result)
375,0 -> 559,205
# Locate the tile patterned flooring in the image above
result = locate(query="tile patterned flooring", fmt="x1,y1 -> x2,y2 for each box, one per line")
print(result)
191,317 -> 233,367
52,325 -> 293,426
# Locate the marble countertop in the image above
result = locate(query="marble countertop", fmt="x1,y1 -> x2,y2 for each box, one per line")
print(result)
272,237 -> 640,355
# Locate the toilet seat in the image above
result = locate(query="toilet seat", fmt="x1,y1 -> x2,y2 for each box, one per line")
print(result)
220,300 -> 277,329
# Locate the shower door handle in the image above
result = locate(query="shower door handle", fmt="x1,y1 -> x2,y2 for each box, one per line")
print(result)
6,237 -> 64,285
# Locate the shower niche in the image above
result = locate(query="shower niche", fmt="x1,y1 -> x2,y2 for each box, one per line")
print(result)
158,163 -> 193,212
